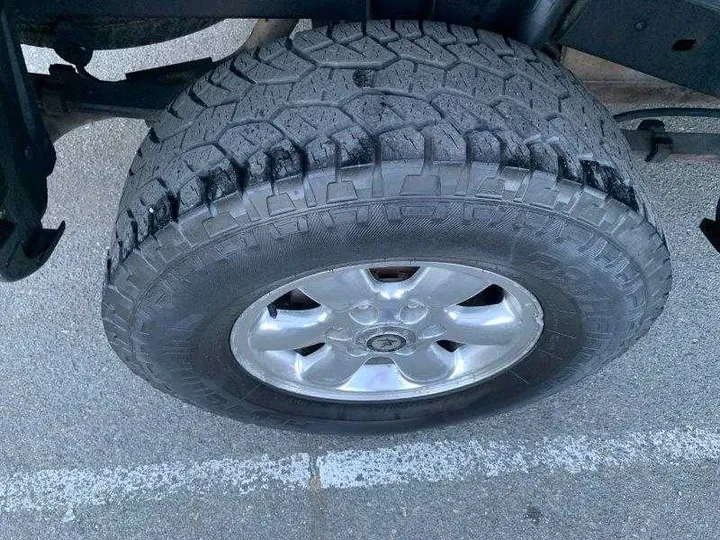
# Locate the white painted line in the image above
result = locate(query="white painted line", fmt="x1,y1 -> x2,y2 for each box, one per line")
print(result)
319,426 -> 720,489
0,454 -> 310,514
0,427 -> 718,516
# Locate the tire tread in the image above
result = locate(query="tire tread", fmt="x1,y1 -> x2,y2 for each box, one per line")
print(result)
102,22 -> 672,426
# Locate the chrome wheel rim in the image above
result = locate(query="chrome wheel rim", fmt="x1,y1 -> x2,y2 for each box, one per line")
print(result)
230,262 -> 544,402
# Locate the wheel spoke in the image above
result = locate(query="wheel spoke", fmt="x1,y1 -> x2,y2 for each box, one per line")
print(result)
442,301 -> 521,346
402,266 -> 492,307
248,307 -> 331,351
257,350 -> 299,380
392,343 -> 455,383
299,268 -> 377,309
301,346 -> 369,387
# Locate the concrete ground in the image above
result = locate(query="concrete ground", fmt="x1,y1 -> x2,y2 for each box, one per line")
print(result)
1,20 -> 719,540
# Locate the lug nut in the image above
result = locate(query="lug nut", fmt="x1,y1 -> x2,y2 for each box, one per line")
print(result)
419,324 -> 445,339
399,302 -> 429,324
349,303 -> 379,325
325,326 -> 352,341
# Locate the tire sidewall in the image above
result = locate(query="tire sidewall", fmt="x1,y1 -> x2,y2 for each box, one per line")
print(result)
124,195 -> 645,432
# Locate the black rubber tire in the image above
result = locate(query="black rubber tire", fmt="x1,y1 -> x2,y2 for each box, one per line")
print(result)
102,21 -> 672,433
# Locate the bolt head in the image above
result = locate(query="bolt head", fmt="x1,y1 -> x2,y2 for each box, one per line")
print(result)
399,302 -> 429,324
348,304 -> 379,325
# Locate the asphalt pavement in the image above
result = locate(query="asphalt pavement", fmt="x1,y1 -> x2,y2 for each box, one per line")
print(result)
0,20 -> 719,540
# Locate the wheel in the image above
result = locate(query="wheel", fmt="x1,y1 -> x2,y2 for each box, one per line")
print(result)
102,21 -> 672,433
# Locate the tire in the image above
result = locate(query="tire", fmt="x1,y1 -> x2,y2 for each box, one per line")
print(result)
102,21 -> 672,433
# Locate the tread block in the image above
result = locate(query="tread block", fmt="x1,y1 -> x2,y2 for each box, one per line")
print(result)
433,94 -> 504,132
448,24 -> 478,44
108,21 -> 663,331
346,36 -> 397,65
304,136 -> 336,171
421,21 -> 456,45
445,63 -> 504,101
379,127 -> 425,161
330,22 -> 363,43
332,125 -> 375,167
183,104 -> 237,147
364,20 -> 397,43
218,122 -> 283,163
234,84 -> 292,120
248,50 -> 313,83
387,36 -> 457,67
447,42 -> 510,75
423,123 -> 466,162
393,20 -> 422,39
289,67 -> 359,102
268,139 -> 304,180
275,106 -> 353,144
344,94 -> 406,132
306,42 -> 393,68
292,28 -> 333,52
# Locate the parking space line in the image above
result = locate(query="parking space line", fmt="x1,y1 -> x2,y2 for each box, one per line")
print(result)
0,426 -> 717,516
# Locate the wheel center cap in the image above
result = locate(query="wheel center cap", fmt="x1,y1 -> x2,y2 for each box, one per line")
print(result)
366,333 -> 407,352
